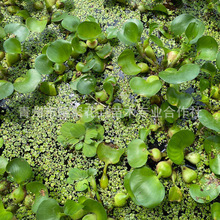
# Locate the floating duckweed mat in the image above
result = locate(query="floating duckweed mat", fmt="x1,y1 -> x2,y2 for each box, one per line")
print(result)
0,0 -> 220,219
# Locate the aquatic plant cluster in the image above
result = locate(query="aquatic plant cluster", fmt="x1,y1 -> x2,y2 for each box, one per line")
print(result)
0,0 -> 219,219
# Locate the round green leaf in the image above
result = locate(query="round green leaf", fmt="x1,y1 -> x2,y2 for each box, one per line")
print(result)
97,143 -> 124,165
189,175 -> 220,203
83,143 -> 97,157
46,40 -> 72,63
6,158 -> 32,184
76,75 -> 96,95
130,77 -> 162,97
196,36 -> 218,61
70,124 -> 86,138
198,110 -> 220,132
39,82 -> 57,96
75,179 -> 89,191
77,21 -> 102,40
127,139 -> 149,168
167,130 -> 195,165
103,82 -> 113,104
96,43 -> 112,59
0,156 -> 8,175
61,15 -> 80,32
106,26 -> 118,39
201,62 -> 217,77
35,54 -> 53,75
77,104 -> 94,123
211,203 -> 220,220
26,17 -> 47,33
64,200 -> 84,218
159,64 -> 200,84
118,49 -> 141,75
128,167 -> 165,208
217,52 -> 220,70
72,37 -> 87,54
36,198 -> 62,220
0,80 -> 14,100
0,200 -> 13,220
14,69 -> 41,93
3,38 -> 21,54
51,12 -> 68,22
26,182 -> 48,197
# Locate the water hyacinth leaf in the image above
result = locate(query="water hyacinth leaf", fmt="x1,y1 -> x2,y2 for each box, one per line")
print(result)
0,138 -> 3,148
160,101 -> 179,123
103,82 -> 113,104
198,110 -> 220,132
211,203 -> 220,220
75,179 -> 88,191
26,18 -> 47,33
166,87 -> 193,108
46,40 -> 72,63
26,182 -> 48,197
199,78 -> 209,92
70,124 -> 86,138
36,198 -> 62,220
168,185 -> 182,202
149,23 -> 158,35
159,64 -> 200,84
92,55 -> 105,73
167,130 -> 195,164
82,59 -> 96,72
4,23 -> 29,42
51,12 -> 68,22
201,62 -> 217,77
39,82 -> 57,96
96,43 -> 112,59
196,36 -> 218,61
118,49 -> 141,75
106,26 -> 118,39
150,35 -> 164,48
189,175 -> 220,203
0,27 -> 6,38
6,158 -> 32,184
217,52 -> 220,70
128,167 -> 165,208
0,157 -> 8,175
204,136 -> 220,175
77,21 -> 102,40
82,199 -> 107,220
16,9 -> 30,19
152,4 -> 168,14
61,15 -> 80,32
3,38 -> 21,54
127,139 -> 149,168
130,77 -> 162,97
77,75 -> 96,95
0,80 -> 14,100
77,104 -> 94,123
64,200 -> 84,218
185,22 -> 199,42
67,168 -> 88,183
14,69 -> 41,93
97,143 -> 124,165
35,54 -> 53,75
0,200 -> 13,220
72,37 -> 87,54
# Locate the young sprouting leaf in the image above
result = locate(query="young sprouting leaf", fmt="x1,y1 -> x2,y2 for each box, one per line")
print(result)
0,157 -> 8,175
0,200 -> 13,220
150,35 -> 164,48
125,167 -> 165,208
76,75 -> 96,95
211,203 -> 220,220
14,69 -> 41,93
51,12 -> 68,22
67,168 -> 89,183
4,23 -> 29,42
46,40 -> 72,63
61,15 -> 80,32
3,38 -> 21,54
77,104 -> 94,123
149,23 -> 158,35
97,143 -> 124,165
36,198 -> 62,220
196,36 -> 218,61
217,52 -> 220,70
35,54 -> 53,75
106,26 -> 118,39
159,64 -> 200,84
127,139 -> 149,168
39,82 -> 57,96
77,21 -> 102,40
167,130 -> 195,165
75,179 -> 89,191
198,110 -> 220,132
139,128 -> 151,141
0,80 -> 14,100
204,136 -> 220,175
201,62 -> 217,77
130,76 -> 162,97
189,175 -> 220,203
103,82 -> 113,104
118,49 -> 141,75
26,18 -> 47,33
6,158 -> 33,184
72,37 -> 87,54
96,43 -> 112,59
168,185 -> 182,202
64,200 -> 84,218
82,199 -> 107,220
160,101 -> 179,123
199,78 -> 210,92
166,87 -> 193,108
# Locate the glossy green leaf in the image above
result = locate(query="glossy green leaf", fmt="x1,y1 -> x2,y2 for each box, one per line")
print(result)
189,175 -> 220,203
0,200 -> 13,220
201,62 -> 217,77
77,75 -> 96,95
92,55 -> 105,73
39,82 -> 57,96
72,37 -> 87,54
127,139 -> 149,168
211,202 -> 220,220
130,76 -> 162,97
198,110 -> 220,132
159,64 -> 200,84
167,130 -> 195,164
26,18 -> 47,33
217,52 -> 220,70
26,182 -> 48,197
16,9 -> 30,19
204,136 -> 220,175
36,198 -> 62,220
126,167 -> 165,208
97,143 -> 124,165
64,200 -> 84,218
0,157 -> 8,175
46,40 -> 72,63
71,124 -> 86,138
152,4 -> 168,14
106,26 -> 118,39
61,15 -> 80,32
0,80 -> 14,100
160,101 -> 179,123
14,69 -> 41,93
77,104 -> 94,123
3,38 -> 21,54
67,168 -> 88,183
96,43 -> 112,59
4,23 -> 29,42
103,82 -> 113,104
150,35 -> 164,48
166,87 -> 193,108
0,27 -> 6,38
6,158 -> 33,184
196,36 -> 218,61
35,54 -> 53,75
118,49 -> 141,75
77,21 -> 102,40
51,12 -> 68,22
199,78 -> 210,92
168,185 -> 182,202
